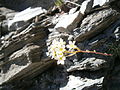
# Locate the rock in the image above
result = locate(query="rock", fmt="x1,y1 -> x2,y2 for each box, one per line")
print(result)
92,0 -> 118,8
0,0 -> 56,11
0,22 -> 1,37
61,75 -> 103,90
102,37 -> 120,90
92,0 -> 108,7
8,7 -> 47,31
1,20 -> 9,36
67,58 -> 107,72
0,14 -> 54,85
74,8 -> 120,42
0,0 -> 120,89
109,0 -> 120,12
0,7 -> 15,15
80,0 -> 93,14
0,23 -> 47,59
0,14 -> 6,21
26,65 -> 105,90
5,12 -> 16,20
0,44 -> 54,85
0,7 -> 16,37
54,7 -> 83,33
114,26 -> 120,41
66,0 -> 118,14
67,19 -> 120,73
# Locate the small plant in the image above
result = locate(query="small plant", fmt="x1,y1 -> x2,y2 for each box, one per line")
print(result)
47,38 -> 112,65
107,42 -> 120,58
54,0 -> 64,7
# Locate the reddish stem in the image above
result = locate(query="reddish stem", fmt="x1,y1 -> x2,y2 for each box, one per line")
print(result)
65,50 -> 112,56
76,50 -> 112,56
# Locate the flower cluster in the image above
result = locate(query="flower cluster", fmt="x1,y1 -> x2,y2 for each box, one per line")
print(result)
47,38 -> 112,65
47,38 -> 78,65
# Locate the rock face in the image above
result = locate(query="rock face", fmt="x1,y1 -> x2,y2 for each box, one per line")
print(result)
0,0 -> 55,11
0,7 -> 16,37
8,7 -> 47,31
54,7 -> 83,33
75,8 -> 120,42
0,0 -> 120,90
0,26 -> 53,84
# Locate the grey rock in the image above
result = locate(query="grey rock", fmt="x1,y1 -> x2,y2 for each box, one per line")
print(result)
109,0 -> 120,12
61,75 -> 103,90
0,0 -> 120,89
75,8 -> 120,42
67,19 -> 120,73
8,21 -> 30,31
47,31 -> 70,46
65,0 -> 116,15
0,14 -> 54,84
114,26 -> 120,41
66,0 -> 119,14
0,7 -> 16,37
0,23 -> 47,60
1,20 -> 9,36
0,7 -> 15,15
0,14 -> 6,21
103,42 -> 120,90
92,0 -> 108,7
92,0 -> 118,7
54,8 -> 83,33
67,58 -> 107,72
0,22 -> 1,37
8,7 -> 47,31
80,0 -> 93,14
0,0 -> 56,11
0,44 -> 54,85
6,12 -> 17,20
26,64 -> 105,90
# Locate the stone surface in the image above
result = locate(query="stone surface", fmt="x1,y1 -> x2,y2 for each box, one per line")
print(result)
0,7 -> 15,16
67,58 -> 107,72
65,0 -> 117,14
0,7 -> 16,36
92,0 -> 108,7
1,20 -> 9,36
74,8 -> 120,42
8,7 -> 47,31
0,0 -> 120,90
80,0 -> 93,14
0,14 -> 6,21
0,13 -> 54,85
54,8 -> 83,33
67,19 -> 120,73
19,65 -> 105,90
61,75 -> 103,90
109,0 -> 120,12
0,0 -> 56,11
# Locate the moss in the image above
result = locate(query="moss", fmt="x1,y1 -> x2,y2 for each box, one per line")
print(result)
107,41 -> 120,58
54,0 -> 64,7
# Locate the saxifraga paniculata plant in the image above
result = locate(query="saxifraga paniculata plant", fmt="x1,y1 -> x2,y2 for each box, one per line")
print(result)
46,38 -> 112,65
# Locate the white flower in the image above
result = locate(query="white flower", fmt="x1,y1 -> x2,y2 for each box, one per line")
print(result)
59,38 -> 66,45
57,59 -> 65,65
47,38 -> 79,65
46,52 -> 50,56
56,47 -> 66,53
57,56 -> 66,65
66,41 -> 77,50
47,38 -> 67,65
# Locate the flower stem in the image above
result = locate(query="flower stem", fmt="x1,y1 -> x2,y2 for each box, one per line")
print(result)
76,50 -> 112,56
65,49 -> 112,57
